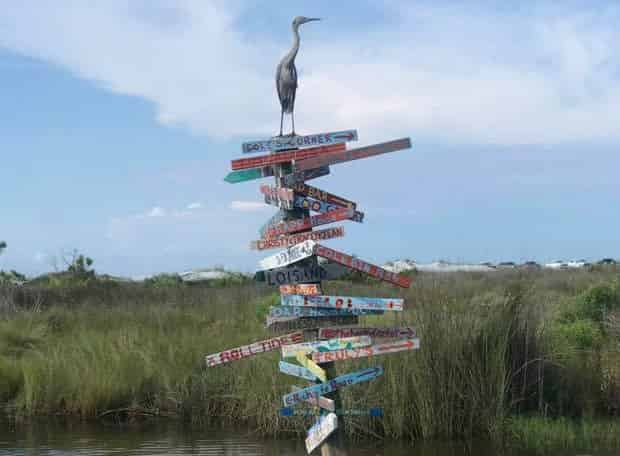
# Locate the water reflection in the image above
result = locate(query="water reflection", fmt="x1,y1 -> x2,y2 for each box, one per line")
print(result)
0,419 -> 614,456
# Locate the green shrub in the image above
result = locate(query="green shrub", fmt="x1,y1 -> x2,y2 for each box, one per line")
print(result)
575,284 -> 620,322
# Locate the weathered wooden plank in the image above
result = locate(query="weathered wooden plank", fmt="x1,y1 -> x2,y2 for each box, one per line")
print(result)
259,209 -> 305,239
296,138 -> 412,171
269,306 -> 384,319
258,240 -> 316,270
306,412 -> 338,454
296,351 -> 327,382
280,284 -> 321,295
241,130 -> 358,154
254,263 -> 346,285
279,360 -> 318,382
282,336 -> 372,358
314,244 -> 412,288
263,194 -> 293,210
260,184 -> 294,201
224,166 -> 274,184
250,226 -> 344,251
282,366 -> 384,406
282,294 -> 404,311
291,385 -> 335,412
264,207 -> 353,239
312,338 -> 420,364
318,326 -> 416,340
205,331 -> 303,367
292,196 -> 364,223
287,182 -> 356,210
281,166 -> 330,186
231,143 -> 345,171
266,315 -> 359,332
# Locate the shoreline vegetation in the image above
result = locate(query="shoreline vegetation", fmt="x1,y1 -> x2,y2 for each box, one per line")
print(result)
1,267 -> 619,452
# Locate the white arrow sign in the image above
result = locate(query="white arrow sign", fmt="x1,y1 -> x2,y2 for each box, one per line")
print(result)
242,130 -> 358,154
258,240 -> 316,270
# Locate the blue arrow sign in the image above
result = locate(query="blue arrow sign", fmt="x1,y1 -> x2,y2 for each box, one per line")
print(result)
282,366 -> 384,406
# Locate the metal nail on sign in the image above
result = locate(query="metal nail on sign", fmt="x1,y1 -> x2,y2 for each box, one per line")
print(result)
318,326 -> 417,340
306,412 -> 338,454
282,366 -> 384,407
264,207 -> 353,239
258,240 -> 316,270
281,294 -> 404,311
282,336 -> 373,359
281,166 -> 330,186
291,385 -> 335,412
231,143 -> 345,171
296,351 -> 327,382
279,360 -> 319,382
205,331 -> 303,367
296,138 -> 412,171
287,182 -> 356,210
314,244 -> 412,288
251,226 -> 344,251
269,306 -> 384,319
241,130 -> 358,154
312,338 -> 421,364
280,283 -> 321,295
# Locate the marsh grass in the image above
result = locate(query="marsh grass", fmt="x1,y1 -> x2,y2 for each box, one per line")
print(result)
0,268 -> 619,450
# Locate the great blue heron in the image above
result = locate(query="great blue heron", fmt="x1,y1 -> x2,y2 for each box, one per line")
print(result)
276,16 -> 320,137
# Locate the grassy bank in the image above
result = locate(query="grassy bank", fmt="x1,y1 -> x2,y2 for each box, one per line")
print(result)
1,268 -> 619,450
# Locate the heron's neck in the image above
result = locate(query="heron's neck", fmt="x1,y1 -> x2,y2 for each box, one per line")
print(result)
286,25 -> 301,61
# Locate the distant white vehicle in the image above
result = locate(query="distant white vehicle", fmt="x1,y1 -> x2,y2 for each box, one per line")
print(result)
544,260 -> 569,270
566,260 -> 590,269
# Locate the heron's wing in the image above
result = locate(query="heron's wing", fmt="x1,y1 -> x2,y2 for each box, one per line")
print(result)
275,61 -> 284,106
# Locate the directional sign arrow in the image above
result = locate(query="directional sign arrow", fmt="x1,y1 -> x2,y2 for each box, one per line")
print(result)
295,138 -> 412,171
224,166 -> 273,184
231,143 -> 345,171
241,130 -> 358,154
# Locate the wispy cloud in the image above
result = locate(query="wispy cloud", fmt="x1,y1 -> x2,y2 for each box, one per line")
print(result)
186,202 -> 202,210
230,200 -> 269,212
1,2 -> 619,144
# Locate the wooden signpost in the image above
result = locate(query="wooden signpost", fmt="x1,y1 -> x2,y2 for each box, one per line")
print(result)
293,196 -> 365,223
253,263 -> 346,286
231,143 -> 345,170
287,182 -> 356,209
258,240 -> 316,270
318,326 -> 416,340
314,244 -> 412,288
242,130 -> 358,154
305,412 -> 338,454
250,226 -> 344,251
279,360 -> 319,382
282,336 -> 373,358
296,351 -> 327,382
311,338 -> 421,364
291,385 -> 335,412
263,207 -> 353,239
306,412 -> 338,454
281,166 -> 330,186
205,331 -> 303,367
224,88 -> 416,453
282,366 -> 384,406
281,294 -> 404,311
295,138 -> 412,171
269,306 -> 384,319
280,284 -> 321,295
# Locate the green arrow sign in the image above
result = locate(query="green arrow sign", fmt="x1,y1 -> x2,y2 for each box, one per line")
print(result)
224,167 -> 273,184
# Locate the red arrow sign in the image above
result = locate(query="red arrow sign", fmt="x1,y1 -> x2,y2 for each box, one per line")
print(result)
231,143 -> 345,171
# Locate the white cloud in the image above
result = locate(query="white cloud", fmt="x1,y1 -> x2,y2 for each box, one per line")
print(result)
146,206 -> 166,217
186,202 -> 202,210
230,200 -> 269,212
1,2 -> 619,144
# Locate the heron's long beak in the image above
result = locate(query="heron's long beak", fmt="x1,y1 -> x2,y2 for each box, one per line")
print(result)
304,17 -> 321,23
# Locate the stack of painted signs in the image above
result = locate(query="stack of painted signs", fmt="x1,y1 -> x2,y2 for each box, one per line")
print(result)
205,129 -> 418,454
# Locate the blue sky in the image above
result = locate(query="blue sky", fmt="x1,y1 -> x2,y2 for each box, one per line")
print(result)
1,1 -> 619,277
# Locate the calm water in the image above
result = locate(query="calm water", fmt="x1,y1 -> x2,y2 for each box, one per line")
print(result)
0,420 -> 614,456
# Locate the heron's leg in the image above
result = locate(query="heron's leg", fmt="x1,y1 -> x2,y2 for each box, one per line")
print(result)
291,111 -> 296,136
279,110 -> 284,137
